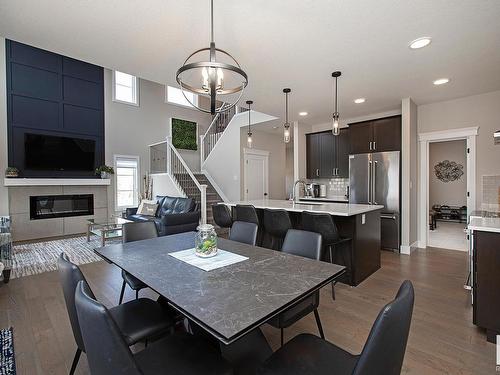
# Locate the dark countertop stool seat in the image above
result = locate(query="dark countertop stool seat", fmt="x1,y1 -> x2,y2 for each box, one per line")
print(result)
263,209 -> 292,250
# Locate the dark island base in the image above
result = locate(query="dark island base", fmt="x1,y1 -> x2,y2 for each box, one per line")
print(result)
253,209 -> 381,287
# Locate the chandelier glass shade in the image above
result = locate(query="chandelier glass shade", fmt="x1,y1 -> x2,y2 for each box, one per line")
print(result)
176,0 -> 248,115
332,71 -> 341,136
283,88 -> 291,143
246,100 -> 253,148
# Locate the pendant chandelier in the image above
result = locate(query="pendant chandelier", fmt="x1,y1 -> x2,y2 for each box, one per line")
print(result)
283,88 -> 291,143
176,0 -> 248,115
246,100 -> 253,148
331,71 -> 341,136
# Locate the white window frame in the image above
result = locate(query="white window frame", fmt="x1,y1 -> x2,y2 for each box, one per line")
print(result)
112,71 -> 139,106
114,155 -> 140,211
165,85 -> 198,109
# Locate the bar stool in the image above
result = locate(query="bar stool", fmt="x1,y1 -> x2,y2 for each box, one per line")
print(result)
301,211 -> 352,300
233,204 -> 259,224
263,209 -> 292,250
212,204 -> 233,231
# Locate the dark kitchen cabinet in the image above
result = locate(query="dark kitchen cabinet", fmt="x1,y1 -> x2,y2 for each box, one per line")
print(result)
336,128 -> 350,177
473,230 -> 500,343
306,128 -> 349,178
306,132 -> 321,178
348,115 -> 401,154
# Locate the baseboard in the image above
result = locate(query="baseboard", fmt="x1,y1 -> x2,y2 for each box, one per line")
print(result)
400,241 -> 419,255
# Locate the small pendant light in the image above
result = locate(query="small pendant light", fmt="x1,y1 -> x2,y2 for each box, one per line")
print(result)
246,100 -> 253,148
283,88 -> 291,143
332,71 -> 341,136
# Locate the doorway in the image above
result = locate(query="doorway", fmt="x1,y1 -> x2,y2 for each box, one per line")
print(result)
418,126 -> 478,249
243,148 -> 269,200
428,140 -> 467,251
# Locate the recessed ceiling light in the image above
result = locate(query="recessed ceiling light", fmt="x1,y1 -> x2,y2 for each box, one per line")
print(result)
299,111 -> 308,116
409,37 -> 432,49
354,98 -> 366,104
433,78 -> 450,85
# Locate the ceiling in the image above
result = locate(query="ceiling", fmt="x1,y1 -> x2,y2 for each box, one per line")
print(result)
1,0 -> 500,126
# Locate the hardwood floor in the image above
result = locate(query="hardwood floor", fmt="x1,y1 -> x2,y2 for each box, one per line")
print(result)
0,247 -> 495,374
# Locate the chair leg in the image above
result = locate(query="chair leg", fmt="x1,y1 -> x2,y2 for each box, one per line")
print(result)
330,245 -> 336,300
280,328 -> 284,347
118,281 -> 126,304
69,348 -> 82,375
331,281 -> 336,300
313,309 -> 325,339
135,289 -> 139,299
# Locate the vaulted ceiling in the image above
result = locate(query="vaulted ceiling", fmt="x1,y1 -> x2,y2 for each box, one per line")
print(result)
1,0 -> 499,125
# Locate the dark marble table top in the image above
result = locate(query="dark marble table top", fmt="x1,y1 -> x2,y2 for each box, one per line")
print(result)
95,231 -> 345,344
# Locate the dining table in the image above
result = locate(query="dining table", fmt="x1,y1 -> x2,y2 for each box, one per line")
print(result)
95,231 -> 345,372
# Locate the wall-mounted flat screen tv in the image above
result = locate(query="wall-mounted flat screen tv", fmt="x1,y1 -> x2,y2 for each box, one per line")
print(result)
24,133 -> 96,171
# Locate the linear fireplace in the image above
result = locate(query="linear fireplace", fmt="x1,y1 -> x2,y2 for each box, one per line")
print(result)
30,194 -> 94,220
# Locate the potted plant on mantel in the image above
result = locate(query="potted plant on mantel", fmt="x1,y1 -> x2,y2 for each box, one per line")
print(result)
5,167 -> 19,178
95,165 -> 114,179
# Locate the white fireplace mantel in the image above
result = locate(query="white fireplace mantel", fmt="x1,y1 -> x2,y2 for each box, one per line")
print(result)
3,178 -> 111,187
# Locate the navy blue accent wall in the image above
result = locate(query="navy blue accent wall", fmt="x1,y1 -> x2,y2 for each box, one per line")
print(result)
6,40 -> 104,177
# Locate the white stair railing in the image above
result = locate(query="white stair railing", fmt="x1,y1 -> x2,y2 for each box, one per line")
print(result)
200,106 -> 239,167
150,138 -> 208,224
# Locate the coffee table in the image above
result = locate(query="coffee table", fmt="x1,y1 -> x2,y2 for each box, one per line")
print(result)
87,217 -> 132,247
0,216 -> 12,284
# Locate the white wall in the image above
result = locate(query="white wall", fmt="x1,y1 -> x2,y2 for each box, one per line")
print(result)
429,140 -> 467,207
0,38 -> 8,215
203,111 -> 277,202
104,69 -> 211,212
418,90 -> 500,208
240,129 -> 287,199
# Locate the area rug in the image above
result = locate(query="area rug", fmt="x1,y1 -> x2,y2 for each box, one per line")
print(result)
10,236 -> 117,279
0,327 -> 15,375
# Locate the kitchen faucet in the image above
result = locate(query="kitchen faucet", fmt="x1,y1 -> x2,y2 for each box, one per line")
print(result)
291,179 -> 306,203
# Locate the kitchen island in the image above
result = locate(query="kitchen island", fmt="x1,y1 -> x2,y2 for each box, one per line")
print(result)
224,200 -> 383,286
468,212 -> 500,342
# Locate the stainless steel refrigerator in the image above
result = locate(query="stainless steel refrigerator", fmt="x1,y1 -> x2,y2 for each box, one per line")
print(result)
349,151 -> 400,251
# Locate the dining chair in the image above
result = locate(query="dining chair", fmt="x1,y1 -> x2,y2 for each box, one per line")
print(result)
229,221 -> 258,246
212,204 -> 233,230
257,280 -> 415,375
268,229 -> 325,346
119,221 -> 158,304
74,280 -> 233,375
262,209 -> 292,250
301,211 -> 352,300
57,254 -> 173,375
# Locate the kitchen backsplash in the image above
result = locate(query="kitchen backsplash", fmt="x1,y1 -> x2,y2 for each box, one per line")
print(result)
308,178 -> 349,198
481,175 -> 500,212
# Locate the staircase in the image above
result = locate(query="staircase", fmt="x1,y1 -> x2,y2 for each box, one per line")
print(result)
173,172 -> 223,224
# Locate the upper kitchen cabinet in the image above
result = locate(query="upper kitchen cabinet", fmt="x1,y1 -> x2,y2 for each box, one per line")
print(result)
306,128 -> 349,178
348,115 -> 401,154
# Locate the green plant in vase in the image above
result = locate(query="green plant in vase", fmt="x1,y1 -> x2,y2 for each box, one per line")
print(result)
195,224 -> 218,257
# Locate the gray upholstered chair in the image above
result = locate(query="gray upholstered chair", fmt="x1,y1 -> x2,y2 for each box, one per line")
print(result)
74,280 -> 233,375
257,280 -> 415,375
58,254 -> 173,375
268,229 -> 325,346
119,221 -> 158,304
228,221 -> 258,246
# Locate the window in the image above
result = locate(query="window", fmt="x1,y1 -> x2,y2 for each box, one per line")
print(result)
113,71 -> 139,105
114,155 -> 139,210
166,85 -> 198,108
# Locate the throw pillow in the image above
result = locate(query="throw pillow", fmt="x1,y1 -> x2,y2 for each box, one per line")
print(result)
137,200 -> 158,216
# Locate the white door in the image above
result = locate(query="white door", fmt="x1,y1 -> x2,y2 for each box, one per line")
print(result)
244,149 -> 269,200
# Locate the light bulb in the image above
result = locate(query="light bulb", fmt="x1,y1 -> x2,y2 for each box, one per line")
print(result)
216,68 -> 224,91
201,68 -> 209,91
332,116 -> 340,136
247,133 -> 253,148
283,126 -> 291,143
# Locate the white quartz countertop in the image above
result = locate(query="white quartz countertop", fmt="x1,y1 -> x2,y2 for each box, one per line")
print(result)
224,199 -> 383,216
299,196 -> 349,202
468,217 -> 500,234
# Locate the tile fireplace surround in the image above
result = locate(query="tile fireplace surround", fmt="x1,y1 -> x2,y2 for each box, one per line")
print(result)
7,184 -> 109,242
